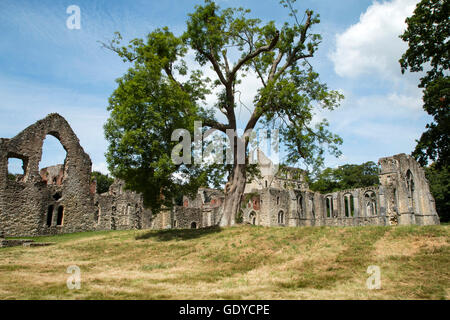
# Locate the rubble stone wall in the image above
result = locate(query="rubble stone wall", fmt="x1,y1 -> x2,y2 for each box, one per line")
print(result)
0,114 -> 440,237
0,114 -> 96,236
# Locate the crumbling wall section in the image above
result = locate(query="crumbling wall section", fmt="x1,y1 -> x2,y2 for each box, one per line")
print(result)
379,153 -> 439,225
95,180 -> 152,230
173,207 -> 203,229
0,113 -> 96,236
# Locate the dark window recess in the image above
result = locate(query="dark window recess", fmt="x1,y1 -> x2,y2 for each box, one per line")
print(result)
46,205 -> 54,226
56,206 -> 64,225
53,192 -> 62,200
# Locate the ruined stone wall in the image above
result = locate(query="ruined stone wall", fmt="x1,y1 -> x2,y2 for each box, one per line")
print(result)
312,187 -> 386,227
0,114 -> 439,236
40,165 -> 64,186
0,114 -> 96,236
148,209 -> 170,230
379,153 -> 439,226
95,180 -> 152,231
237,153 -> 439,228
172,207 -> 203,229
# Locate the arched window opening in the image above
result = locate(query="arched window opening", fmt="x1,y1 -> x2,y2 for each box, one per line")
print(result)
278,211 -> 285,224
173,220 -> 177,228
46,205 -> 54,226
190,221 -> 197,229
344,194 -> 354,217
277,196 -> 280,205
365,191 -> 377,216
309,196 -> 315,218
406,170 -> 414,194
39,135 -> 67,184
326,196 -> 333,218
56,206 -> 64,226
249,211 -> 256,225
265,180 -> 268,188
406,170 -> 415,210
297,195 -> 303,216
95,207 -> 101,224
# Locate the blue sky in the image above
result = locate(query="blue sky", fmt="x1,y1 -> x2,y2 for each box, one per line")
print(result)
1,0 -> 429,174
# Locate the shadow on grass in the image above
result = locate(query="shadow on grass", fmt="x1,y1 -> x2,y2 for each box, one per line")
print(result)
136,226 -> 223,241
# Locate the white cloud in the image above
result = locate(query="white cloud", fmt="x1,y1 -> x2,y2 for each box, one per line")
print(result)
330,0 -> 419,79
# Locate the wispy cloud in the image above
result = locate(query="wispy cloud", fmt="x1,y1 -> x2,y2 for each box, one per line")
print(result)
329,0 -> 419,80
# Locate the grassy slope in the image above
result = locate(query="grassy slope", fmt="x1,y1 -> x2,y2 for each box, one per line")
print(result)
0,224 -> 448,300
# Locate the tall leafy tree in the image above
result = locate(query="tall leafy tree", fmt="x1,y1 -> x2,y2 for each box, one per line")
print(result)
425,163 -> 450,222
399,0 -> 449,168
91,171 -> 115,194
103,35 -> 224,210
399,0 -> 448,222
104,0 -> 343,224
309,161 -> 379,194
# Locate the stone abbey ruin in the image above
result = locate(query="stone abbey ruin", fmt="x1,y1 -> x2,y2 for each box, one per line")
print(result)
0,114 -> 440,237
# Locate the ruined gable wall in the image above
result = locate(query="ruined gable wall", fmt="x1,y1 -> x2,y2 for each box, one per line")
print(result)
0,114 -> 96,236
379,153 -> 439,226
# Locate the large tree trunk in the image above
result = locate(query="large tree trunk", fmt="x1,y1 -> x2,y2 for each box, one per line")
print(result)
221,164 -> 246,226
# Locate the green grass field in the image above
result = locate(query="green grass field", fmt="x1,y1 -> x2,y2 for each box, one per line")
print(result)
0,224 -> 449,299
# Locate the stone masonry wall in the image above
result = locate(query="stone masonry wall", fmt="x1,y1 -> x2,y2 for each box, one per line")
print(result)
0,113 -> 96,236
0,114 -> 440,236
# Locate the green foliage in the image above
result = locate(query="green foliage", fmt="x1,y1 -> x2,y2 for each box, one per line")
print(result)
91,171 -> 114,194
425,164 -> 450,222
411,76 -> 449,168
103,0 -> 343,212
399,0 -> 449,87
399,0 -> 449,168
103,27 -> 225,211
7,173 -> 16,181
309,161 -> 379,194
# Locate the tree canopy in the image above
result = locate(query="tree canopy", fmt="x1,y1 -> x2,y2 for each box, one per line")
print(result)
309,161 -> 379,194
399,0 -> 449,168
103,0 -> 343,222
424,163 -> 450,222
91,171 -> 115,194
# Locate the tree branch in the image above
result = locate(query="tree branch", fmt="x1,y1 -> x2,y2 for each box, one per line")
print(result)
268,51 -> 284,82
202,118 -> 232,133
229,30 -> 280,81
253,62 -> 267,87
198,47 -> 228,86
163,65 -> 185,91
273,11 -> 313,80
100,41 -> 138,62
